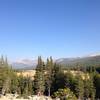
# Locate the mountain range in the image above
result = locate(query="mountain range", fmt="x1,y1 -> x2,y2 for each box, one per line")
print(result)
11,53 -> 100,70
12,59 -> 37,70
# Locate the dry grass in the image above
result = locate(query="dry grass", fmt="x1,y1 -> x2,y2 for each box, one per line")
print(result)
17,70 -> 36,80
17,70 -> 90,80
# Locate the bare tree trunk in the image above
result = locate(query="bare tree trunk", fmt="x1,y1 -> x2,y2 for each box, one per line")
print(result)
48,87 -> 50,97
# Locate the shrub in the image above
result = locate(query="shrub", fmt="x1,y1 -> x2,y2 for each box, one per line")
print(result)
52,88 -> 77,100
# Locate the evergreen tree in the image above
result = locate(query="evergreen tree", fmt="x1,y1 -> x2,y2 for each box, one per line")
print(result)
10,72 -> 19,94
17,74 -> 25,96
84,79 -> 90,99
45,57 -> 53,96
89,74 -> 95,100
28,78 -> 33,95
94,73 -> 100,99
34,56 -> 45,95
75,76 -> 84,100
51,63 -> 65,95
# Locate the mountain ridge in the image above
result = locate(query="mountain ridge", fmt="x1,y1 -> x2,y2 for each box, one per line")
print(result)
11,53 -> 100,69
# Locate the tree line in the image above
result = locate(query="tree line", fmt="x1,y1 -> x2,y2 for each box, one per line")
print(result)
0,56 -> 100,99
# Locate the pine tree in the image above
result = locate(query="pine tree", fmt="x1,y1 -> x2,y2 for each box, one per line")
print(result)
23,82 -> 28,96
94,73 -> 100,99
0,55 -> 4,68
45,57 -> 54,96
1,55 -> 4,65
28,78 -> 33,95
10,72 -> 19,94
34,56 -> 45,95
18,74 -> 25,96
50,63 -> 65,95
5,56 -> 9,67
75,76 -> 84,100
84,79 -> 90,99
89,74 -> 95,100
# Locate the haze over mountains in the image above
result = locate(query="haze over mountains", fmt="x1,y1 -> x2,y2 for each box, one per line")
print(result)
11,53 -> 100,70
12,59 -> 37,70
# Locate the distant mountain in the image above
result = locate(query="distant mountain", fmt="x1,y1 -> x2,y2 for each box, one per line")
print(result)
12,59 -> 37,70
11,53 -> 100,70
87,52 -> 100,57
56,55 -> 100,66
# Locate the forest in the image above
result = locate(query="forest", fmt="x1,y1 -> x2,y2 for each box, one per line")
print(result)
0,56 -> 100,100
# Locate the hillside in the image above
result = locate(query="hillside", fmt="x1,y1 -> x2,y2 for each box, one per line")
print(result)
56,55 -> 100,66
11,54 -> 100,69
12,59 -> 37,70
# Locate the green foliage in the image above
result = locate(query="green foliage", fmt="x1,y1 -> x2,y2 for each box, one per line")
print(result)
75,76 -> 84,99
84,75 -> 95,100
0,55 -> 99,99
0,56 -> 34,96
0,56 -> 12,94
34,56 -> 45,94
17,75 -> 33,96
52,88 -> 77,100
94,73 -> 100,99
45,57 -> 54,96
50,63 -> 65,95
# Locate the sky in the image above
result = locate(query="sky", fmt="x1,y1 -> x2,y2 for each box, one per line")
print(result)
0,0 -> 100,61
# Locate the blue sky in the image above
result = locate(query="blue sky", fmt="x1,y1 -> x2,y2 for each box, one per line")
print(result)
0,0 -> 100,60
